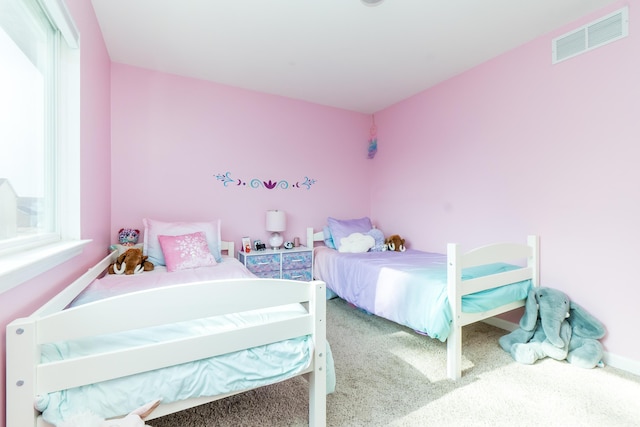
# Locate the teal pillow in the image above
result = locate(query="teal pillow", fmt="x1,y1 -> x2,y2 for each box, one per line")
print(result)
322,225 -> 336,249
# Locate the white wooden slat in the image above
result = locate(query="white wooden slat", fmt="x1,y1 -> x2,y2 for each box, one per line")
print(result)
32,252 -> 117,317
458,299 -> 526,327
36,315 -> 313,394
460,268 -> 533,296
461,242 -> 532,268
37,278 -> 314,343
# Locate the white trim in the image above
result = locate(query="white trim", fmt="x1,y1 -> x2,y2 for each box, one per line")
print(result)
603,351 -> 640,377
37,0 -> 79,48
57,33 -> 81,241
0,0 -> 82,295
0,239 -> 90,294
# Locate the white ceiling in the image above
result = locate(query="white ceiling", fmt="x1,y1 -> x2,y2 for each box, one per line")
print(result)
91,0 -> 619,114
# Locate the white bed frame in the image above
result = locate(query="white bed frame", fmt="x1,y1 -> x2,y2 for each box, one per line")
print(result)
307,228 -> 539,380
6,241 -> 328,427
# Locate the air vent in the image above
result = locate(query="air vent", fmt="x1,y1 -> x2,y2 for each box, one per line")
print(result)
552,6 -> 628,64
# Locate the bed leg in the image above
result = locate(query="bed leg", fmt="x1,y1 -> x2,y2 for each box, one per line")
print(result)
306,227 -> 315,250
447,242 -> 463,380
308,281 -> 327,427
308,366 -> 326,427
6,318 -> 38,427
447,325 -> 462,380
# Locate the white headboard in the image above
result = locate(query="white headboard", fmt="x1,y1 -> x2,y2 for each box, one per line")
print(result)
306,227 -> 325,248
221,241 -> 235,258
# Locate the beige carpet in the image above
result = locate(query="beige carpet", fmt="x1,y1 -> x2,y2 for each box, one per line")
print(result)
151,298 -> 640,427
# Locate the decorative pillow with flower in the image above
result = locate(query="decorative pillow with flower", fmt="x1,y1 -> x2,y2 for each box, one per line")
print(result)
158,231 -> 217,272
143,218 -> 222,266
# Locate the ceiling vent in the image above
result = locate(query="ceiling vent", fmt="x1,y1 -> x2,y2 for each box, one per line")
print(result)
552,6 -> 628,64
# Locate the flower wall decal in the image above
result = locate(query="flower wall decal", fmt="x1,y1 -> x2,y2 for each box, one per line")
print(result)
215,172 -> 316,190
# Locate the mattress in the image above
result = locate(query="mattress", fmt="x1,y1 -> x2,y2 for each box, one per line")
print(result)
70,256 -> 256,306
313,246 -> 532,341
37,257 -> 335,425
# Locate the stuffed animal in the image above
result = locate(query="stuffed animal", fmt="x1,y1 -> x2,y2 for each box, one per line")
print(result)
384,234 -> 406,252
118,228 -> 140,246
338,232 -> 375,253
59,399 -> 160,427
108,247 -> 154,275
499,287 -> 606,368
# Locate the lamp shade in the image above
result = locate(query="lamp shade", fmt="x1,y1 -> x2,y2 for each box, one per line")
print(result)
266,210 -> 286,232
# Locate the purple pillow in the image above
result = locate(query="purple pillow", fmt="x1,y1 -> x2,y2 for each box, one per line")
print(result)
327,217 -> 373,250
367,228 -> 386,252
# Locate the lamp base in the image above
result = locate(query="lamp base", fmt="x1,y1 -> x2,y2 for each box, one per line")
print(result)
269,232 -> 284,249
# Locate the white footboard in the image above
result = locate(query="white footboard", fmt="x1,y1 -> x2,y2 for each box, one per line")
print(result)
446,235 -> 539,379
6,275 -> 327,426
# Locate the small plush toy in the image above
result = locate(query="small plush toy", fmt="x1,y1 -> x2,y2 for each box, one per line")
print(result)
118,228 -> 140,246
108,247 -> 154,275
338,232 -> 375,253
59,399 -> 160,427
384,234 -> 406,252
499,287 -> 606,368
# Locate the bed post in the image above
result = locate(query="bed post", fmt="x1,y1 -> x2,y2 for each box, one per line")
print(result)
528,235 -> 540,288
446,243 -> 462,380
308,280 -> 327,427
6,318 -> 38,427
306,227 -> 315,249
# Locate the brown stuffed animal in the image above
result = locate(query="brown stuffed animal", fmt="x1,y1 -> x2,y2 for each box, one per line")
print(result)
384,235 -> 406,252
108,247 -> 154,275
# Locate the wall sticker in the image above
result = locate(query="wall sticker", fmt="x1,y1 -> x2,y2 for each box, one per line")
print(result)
368,114 -> 377,159
215,172 -> 317,190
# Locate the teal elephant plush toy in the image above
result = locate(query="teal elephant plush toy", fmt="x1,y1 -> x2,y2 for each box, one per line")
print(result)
499,287 -> 606,368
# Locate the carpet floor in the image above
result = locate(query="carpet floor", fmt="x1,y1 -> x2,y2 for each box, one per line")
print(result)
151,298 -> 640,427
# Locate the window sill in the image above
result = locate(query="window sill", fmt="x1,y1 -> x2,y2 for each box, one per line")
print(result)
0,239 -> 91,295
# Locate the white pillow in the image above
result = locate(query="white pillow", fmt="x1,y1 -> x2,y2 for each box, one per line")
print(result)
143,218 -> 222,266
338,232 -> 375,253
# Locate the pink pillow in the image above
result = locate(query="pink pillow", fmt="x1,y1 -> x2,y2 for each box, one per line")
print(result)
143,218 -> 222,266
158,231 -> 217,272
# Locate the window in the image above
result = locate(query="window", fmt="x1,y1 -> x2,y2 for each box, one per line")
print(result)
0,0 -> 84,293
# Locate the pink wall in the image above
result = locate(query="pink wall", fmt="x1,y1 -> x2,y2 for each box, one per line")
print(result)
2,4 -> 638,423
110,64 -> 372,249
371,1 -> 639,363
0,1 -> 112,424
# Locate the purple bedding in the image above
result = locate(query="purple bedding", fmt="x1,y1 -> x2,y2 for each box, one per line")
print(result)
313,246 -> 531,341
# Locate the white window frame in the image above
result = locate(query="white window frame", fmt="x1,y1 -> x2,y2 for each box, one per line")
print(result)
0,0 -> 88,294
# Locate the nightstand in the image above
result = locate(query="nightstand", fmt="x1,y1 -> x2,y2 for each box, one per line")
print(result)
238,246 -> 313,281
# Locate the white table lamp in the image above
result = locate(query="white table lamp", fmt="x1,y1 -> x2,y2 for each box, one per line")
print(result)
266,210 -> 286,249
